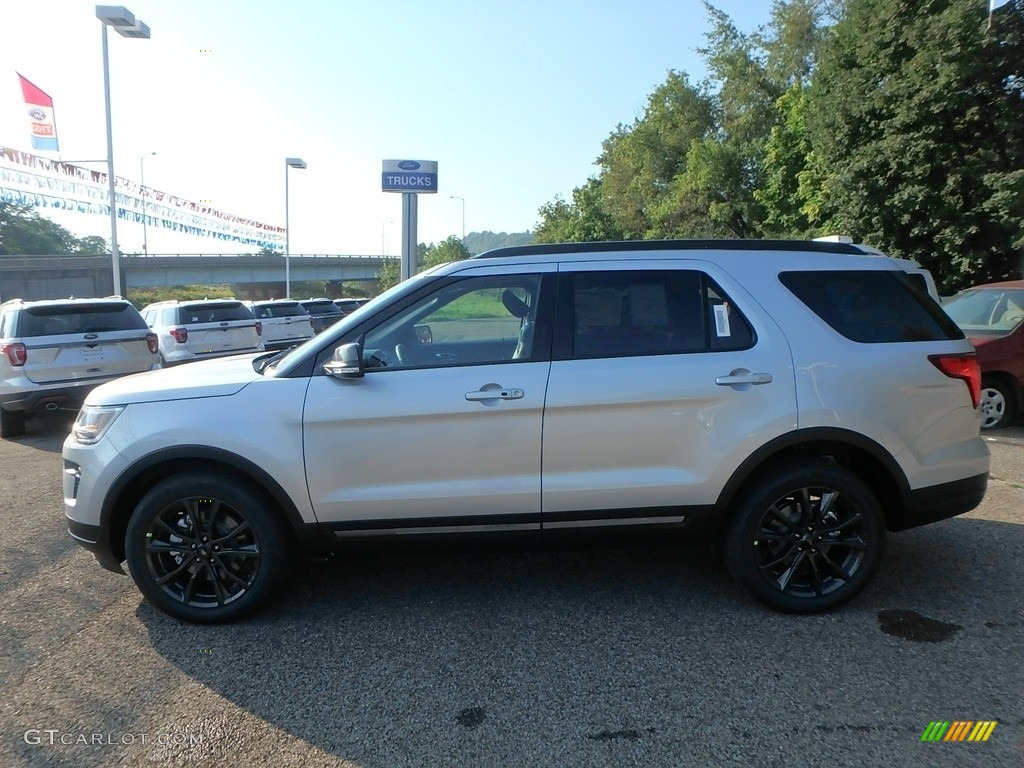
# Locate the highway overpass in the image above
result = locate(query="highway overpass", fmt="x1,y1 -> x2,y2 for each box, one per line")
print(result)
0,253 -> 389,301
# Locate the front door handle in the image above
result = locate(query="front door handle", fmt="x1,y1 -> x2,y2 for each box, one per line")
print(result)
465,385 -> 524,401
715,371 -> 773,387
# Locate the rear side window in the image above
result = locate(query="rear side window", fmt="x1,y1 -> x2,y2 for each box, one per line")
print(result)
18,303 -> 147,337
178,303 -> 253,323
780,271 -> 962,343
557,269 -> 755,359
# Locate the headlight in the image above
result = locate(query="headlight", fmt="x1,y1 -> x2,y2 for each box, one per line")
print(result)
72,405 -> 125,445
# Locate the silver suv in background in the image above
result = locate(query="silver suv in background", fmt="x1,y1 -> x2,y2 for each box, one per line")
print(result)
63,239 -> 988,622
141,299 -> 263,365
0,297 -> 158,438
246,300 -> 315,351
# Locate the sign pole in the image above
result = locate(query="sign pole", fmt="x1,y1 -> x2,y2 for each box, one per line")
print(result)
382,159 -> 437,282
401,192 -> 418,281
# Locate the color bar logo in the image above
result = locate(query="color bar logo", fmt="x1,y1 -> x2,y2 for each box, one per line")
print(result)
921,721 -> 997,742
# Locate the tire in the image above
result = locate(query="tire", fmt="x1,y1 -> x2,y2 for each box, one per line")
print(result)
0,407 -> 26,439
980,380 -> 1014,430
125,471 -> 291,623
724,461 -> 885,614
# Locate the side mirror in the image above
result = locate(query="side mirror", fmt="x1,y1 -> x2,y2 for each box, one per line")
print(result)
414,323 -> 432,344
323,342 -> 364,379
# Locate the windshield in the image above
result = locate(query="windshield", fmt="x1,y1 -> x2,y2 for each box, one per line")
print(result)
942,288 -> 1024,335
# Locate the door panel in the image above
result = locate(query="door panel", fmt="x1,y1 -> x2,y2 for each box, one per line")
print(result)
541,261 -> 797,519
303,266 -> 554,533
303,361 -> 550,528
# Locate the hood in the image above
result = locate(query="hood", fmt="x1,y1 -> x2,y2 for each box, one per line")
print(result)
85,354 -> 262,406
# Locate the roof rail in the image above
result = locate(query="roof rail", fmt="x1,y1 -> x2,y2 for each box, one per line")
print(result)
471,238 -> 867,259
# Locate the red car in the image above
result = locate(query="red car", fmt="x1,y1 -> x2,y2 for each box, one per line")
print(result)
943,280 -> 1024,428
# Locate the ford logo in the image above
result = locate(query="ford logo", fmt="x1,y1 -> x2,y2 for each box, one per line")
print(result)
397,161 -> 420,171
28,107 -> 46,120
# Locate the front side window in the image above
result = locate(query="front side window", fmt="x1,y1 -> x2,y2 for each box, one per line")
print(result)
558,269 -> 754,359
361,274 -> 543,369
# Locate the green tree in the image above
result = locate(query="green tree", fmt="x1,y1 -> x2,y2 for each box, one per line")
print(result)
534,179 -> 626,243
0,202 -> 81,254
376,258 -> 401,293
809,0 -> 1024,290
421,235 -> 470,268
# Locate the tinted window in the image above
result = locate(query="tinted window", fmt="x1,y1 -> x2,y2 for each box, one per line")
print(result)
560,270 -> 754,358
302,301 -> 341,315
780,270 -> 962,343
178,303 -> 253,323
253,303 -> 309,319
18,303 -> 146,337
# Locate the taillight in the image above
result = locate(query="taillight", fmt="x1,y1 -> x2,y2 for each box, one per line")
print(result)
146,332 -> 158,354
169,327 -> 188,344
255,321 -> 262,336
2,342 -> 27,366
929,353 -> 981,408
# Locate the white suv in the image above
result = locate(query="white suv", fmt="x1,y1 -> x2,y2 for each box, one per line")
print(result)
1,297 -> 158,438
246,300 -> 315,351
141,299 -> 263,365
63,240 -> 989,622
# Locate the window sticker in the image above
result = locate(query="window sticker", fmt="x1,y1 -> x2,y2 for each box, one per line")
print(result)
713,303 -> 731,337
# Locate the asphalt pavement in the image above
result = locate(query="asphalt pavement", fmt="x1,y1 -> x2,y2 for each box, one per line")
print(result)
1,412 -> 1022,767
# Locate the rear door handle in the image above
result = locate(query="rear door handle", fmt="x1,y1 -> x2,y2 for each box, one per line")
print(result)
715,371 -> 772,386
465,387 -> 524,401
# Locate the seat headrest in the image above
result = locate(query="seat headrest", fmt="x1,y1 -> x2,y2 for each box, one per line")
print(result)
502,290 -> 530,319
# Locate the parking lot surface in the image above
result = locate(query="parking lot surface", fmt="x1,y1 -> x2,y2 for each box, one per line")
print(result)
1,414 -> 1022,767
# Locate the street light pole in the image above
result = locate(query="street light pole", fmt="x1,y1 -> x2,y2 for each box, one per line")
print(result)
140,151 -> 155,255
96,5 -> 150,296
450,195 -> 465,241
284,157 -> 307,298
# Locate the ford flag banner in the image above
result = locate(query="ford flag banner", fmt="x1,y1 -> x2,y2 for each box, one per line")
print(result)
17,73 -> 59,152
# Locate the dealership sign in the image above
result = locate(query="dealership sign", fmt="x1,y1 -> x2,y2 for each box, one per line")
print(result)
382,159 -> 438,193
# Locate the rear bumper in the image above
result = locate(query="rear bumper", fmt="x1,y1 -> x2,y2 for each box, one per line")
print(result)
897,472 -> 989,531
0,383 -> 93,413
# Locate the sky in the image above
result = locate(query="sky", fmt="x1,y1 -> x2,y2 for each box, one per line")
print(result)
0,0 -> 774,256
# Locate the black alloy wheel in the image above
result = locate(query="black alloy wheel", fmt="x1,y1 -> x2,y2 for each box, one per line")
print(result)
125,472 -> 290,623
725,461 -> 885,613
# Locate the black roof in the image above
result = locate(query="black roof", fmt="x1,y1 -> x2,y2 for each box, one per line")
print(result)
472,239 -> 866,259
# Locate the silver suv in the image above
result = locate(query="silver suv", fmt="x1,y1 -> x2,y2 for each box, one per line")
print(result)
141,299 -> 263,365
63,240 -> 989,622
1,297 -> 158,438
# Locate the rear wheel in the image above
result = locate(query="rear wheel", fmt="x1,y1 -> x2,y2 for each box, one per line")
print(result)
724,461 -> 885,613
125,471 -> 291,623
980,380 -> 1014,430
0,407 -> 26,439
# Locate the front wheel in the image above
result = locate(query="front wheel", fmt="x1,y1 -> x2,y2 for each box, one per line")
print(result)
724,461 -> 885,614
980,380 -> 1014,430
125,472 -> 291,623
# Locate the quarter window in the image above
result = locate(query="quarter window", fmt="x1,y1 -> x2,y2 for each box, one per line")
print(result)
780,271 -> 962,343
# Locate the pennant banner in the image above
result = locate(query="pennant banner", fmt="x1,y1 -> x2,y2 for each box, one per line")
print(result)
0,147 -> 285,250
17,73 -> 59,153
